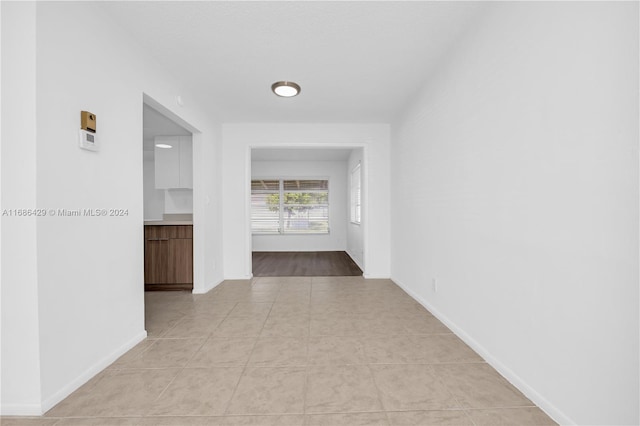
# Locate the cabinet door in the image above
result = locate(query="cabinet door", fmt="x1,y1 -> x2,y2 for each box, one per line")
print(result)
179,136 -> 193,189
154,136 -> 180,189
144,239 -> 169,284
169,238 -> 193,284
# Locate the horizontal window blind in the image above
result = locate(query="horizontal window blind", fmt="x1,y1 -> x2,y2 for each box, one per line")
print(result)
251,179 -> 280,234
350,164 -> 361,224
251,179 -> 329,235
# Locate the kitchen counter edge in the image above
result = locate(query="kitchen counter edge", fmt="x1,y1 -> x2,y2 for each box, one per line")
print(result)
144,221 -> 193,226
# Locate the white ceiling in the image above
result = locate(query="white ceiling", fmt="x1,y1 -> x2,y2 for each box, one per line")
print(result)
100,1 -> 486,123
252,148 -> 354,162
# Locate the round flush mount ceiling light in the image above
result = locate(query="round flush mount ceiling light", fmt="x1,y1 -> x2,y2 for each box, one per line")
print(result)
271,81 -> 301,97
155,143 -> 173,149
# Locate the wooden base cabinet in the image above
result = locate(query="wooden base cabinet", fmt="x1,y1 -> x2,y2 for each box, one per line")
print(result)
144,225 -> 193,291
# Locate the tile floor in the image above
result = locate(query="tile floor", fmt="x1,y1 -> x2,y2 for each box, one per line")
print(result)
3,277 -> 557,426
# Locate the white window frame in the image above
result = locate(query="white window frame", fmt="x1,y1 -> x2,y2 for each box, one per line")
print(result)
350,163 -> 361,225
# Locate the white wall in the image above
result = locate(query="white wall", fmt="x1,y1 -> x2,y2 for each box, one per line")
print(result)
1,2 -> 223,414
346,149 -> 364,269
164,189 -> 193,215
222,124 -> 390,279
390,2 -> 638,425
251,160 -> 347,252
1,1 -> 42,414
143,151 -> 165,220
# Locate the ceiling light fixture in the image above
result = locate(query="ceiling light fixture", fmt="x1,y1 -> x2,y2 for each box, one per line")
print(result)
155,143 -> 173,149
271,81 -> 301,98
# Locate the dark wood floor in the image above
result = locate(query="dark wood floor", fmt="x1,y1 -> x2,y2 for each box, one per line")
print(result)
252,251 -> 363,277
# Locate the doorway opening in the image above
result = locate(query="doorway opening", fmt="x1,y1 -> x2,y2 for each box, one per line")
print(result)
250,147 -> 365,277
142,102 -> 194,292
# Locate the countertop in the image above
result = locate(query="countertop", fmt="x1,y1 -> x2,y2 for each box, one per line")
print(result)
144,221 -> 193,226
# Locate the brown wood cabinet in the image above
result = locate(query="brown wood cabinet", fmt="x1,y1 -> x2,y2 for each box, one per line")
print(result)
144,225 -> 193,291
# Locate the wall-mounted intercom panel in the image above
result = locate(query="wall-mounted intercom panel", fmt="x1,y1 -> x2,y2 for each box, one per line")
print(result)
79,110 -> 99,151
79,129 -> 99,151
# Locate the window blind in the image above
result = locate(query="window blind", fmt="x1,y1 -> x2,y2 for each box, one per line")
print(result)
250,179 -> 280,234
350,164 -> 361,224
251,179 -> 329,235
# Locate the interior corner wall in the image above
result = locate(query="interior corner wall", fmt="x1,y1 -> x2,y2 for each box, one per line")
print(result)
222,123 -> 390,279
346,149 -> 364,269
1,1 -> 43,414
0,2 -> 222,414
390,2 -> 638,425
192,126 -> 224,295
251,160 -> 348,252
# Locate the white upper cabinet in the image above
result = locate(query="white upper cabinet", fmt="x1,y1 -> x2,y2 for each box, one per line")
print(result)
154,136 -> 192,189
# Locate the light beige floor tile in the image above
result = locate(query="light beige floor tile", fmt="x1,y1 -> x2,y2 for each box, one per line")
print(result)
269,303 -> 310,316
45,369 -> 179,417
251,277 -> 282,284
188,337 -> 257,367
274,277 -> 312,285
260,316 -> 310,338
370,364 -> 460,411
213,316 -> 267,337
305,412 -> 389,425
307,336 -> 367,365
138,415 -> 305,425
108,339 -> 156,369
51,417 -> 140,425
145,310 -> 185,338
211,289 -> 254,301
240,292 -> 279,303
279,281 -> 312,292
305,365 -> 383,413
0,418 -> 61,426
148,367 -> 243,416
387,410 -> 473,425
363,335 -> 428,364
309,316 -> 358,336
352,314 -> 408,336
309,302 -> 353,315
248,337 -> 308,366
275,292 -> 311,303
226,367 -> 306,415
164,315 -> 227,338
411,334 -> 484,363
466,407 -> 557,425
110,338 -> 205,368
216,279 -> 253,288
39,279 -> 552,425
227,302 -> 273,318
251,283 -> 283,292
183,301 -> 237,318
432,364 -> 532,408
397,314 -> 451,335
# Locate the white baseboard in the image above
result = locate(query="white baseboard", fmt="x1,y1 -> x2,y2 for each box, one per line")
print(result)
345,249 -> 364,271
391,276 -> 574,426
192,278 -> 224,294
0,403 -> 43,416
223,275 -> 253,280
39,330 -> 147,414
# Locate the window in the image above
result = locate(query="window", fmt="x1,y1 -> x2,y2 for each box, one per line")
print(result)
250,179 -> 280,234
350,164 -> 361,224
251,179 -> 329,234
